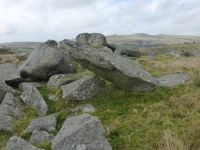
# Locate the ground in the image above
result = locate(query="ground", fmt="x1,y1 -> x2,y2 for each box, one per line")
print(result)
0,44 -> 200,150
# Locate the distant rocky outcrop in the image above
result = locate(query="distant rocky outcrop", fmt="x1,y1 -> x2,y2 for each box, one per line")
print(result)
20,45 -> 76,80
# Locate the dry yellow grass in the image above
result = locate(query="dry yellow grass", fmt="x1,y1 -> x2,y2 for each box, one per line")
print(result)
157,130 -> 188,150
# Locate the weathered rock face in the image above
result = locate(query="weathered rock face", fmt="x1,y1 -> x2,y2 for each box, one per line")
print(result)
68,44 -> 158,92
0,63 -> 21,90
30,129 -> 54,145
0,92 -> 23,131
52,114 -> 112,150
47,74 -> 82,89
19,46 -> 76,80
20,83 -> 48,116
6,136 -> 43,150
61,75 -> 105,100
24,115 -> 57,134
158,73 -> 190,87
44,40 -> 58,48
76,33 -> 107,47
59,39 -> 79,50
0,82 -> 6,103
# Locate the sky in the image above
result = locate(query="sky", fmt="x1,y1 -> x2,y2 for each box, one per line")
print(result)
0,0 -> 200,42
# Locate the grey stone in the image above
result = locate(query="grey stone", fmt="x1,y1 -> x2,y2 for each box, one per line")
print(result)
52,114 -> 112,150
0,81 -> 6,103
20,83 -> 48,116
76,33 -> 107,47
6,136 -> 43,150
61,75 -> 105,100
24,115 -> 57,134
0,92 -> 23,132
30,129 -> 54,145
19,46 -> 76,80
47,74 -> 82,88
0,63 -> 20,90
59,39 -> 79,50
44,40 -> 58,48
68,44 -> 158,92
158,73 -> 190,87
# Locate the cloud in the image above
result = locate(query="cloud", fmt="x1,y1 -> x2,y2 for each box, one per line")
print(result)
0,0 -> 200,42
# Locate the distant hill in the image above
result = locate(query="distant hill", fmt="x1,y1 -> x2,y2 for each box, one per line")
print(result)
0,42 -> 42,49
106,34 -> 200,47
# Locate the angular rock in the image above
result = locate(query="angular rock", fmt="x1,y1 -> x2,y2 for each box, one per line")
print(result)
76,33 -> 107,47
52,114 -> 112,150
0,63 -> 20,90
24,115 -> 57,134
0,92 -> 23,131
19,46 -> 76,80
59,39 -> 79,50
47,74 -> 82,88
158,73 -> 190,87
44,40 -> 58,48
30,129 -> 54,145
20,83 -> 48,116
61,75 -> 105,100
6,136 -> 43,150
68,44 -> 158,92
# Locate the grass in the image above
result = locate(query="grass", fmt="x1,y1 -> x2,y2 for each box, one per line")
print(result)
0,52 -> 199,150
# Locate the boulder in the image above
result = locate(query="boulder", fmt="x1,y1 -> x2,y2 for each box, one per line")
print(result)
24,115 -> 57,134
0,82 -> 6,103
61,75 -> 105,100
0,92 -> 23,131
0,63 -> 20,90
68,44 -> 158,92
44,40 -> 58,48
76,33 -> 107,47
47,74 -> 82,89
59,39 -> 79,50
19,46 -> 76,80
6,136 -> 43,150
30,129 -> 54,145
158,73 -> 190,87
52,114 -> 112,150
20,83 -> 48,116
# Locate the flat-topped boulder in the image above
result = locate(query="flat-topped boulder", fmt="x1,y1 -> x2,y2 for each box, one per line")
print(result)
47,74 -> 82,89
76,33 -> 107,47
19,45 -> 76,80
158,73 -> 190,87
61,75 -> 105,100
52,114 -> 112,150
67,44 -> 158,92
24,115 -> 57,134
6,136 -> 43,150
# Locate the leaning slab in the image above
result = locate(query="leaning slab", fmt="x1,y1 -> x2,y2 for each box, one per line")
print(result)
52,114 -> 112,150
6,136 -> 43,150
20,83 -> 48,116
158,73 -> 190,87
67,44 -> 158,92
24,115 -> 57,134
61,75 -> 105,100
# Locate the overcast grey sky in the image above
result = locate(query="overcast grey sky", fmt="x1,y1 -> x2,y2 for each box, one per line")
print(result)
0,0 -> 200,42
